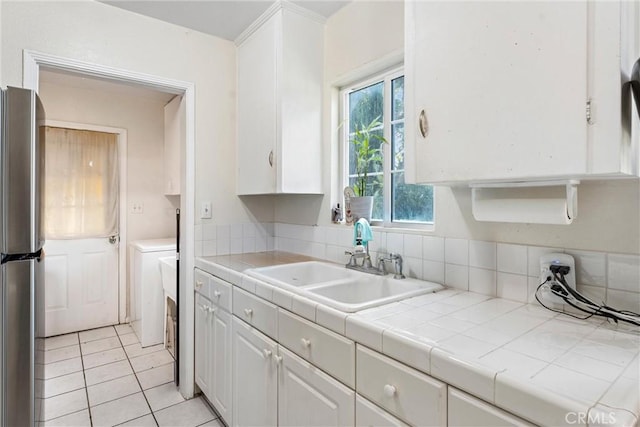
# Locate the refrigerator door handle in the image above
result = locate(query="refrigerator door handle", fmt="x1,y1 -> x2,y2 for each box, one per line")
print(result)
1,248 -> 43,264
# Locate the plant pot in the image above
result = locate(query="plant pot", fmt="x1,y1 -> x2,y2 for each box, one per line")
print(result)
349,196 -> 374,223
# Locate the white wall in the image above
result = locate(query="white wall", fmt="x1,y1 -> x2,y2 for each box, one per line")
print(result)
39,80 -> 177,244
276,0 -> 640,255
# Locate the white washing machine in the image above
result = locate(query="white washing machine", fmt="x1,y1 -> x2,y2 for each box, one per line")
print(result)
129,238 -> 176,347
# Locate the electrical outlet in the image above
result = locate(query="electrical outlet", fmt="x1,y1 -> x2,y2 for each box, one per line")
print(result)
131,202 -> 144,214
200,202 -> 212,219
538,253 -> 576,307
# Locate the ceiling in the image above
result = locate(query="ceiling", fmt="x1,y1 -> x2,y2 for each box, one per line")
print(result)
101,1 -> 350,41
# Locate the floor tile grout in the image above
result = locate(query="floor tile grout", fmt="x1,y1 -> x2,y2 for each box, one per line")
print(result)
44,324 -> 215,427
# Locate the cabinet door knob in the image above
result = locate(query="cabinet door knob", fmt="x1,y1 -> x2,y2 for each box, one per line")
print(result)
418,110 -> 429,138
273,355 -> 283,365
195,280 -> 203,289
244,308 -> 253,317
300,338 -> 311,348
213,290 -> 222,298
268,150 -> 274,167
263,349 -> 272,358
384,384 -> 397,397
207,307 -> 216,314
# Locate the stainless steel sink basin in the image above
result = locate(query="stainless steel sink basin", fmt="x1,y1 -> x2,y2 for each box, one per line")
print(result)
246,261 -> 443,312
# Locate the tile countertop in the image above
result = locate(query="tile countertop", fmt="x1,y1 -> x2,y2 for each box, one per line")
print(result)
196,252 -> 640,427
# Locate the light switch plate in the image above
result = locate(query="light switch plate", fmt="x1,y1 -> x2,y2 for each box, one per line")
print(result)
131,202 -> 144,214
201,202 -> 212,219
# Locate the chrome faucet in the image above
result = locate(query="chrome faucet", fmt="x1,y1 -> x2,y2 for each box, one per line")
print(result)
377,253 -> 406,279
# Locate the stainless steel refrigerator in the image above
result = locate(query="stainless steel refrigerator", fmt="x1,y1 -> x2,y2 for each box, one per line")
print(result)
0,87 -> 45,426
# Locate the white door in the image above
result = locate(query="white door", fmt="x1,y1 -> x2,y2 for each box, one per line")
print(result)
232,317 -> 278,427
278,347 -> 355,427
42,126 -> 119,337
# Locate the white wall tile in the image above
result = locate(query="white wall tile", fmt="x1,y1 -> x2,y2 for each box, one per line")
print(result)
369,231 -> 386,254
266,236 -> 275,251
423,260 -> 445,284
230,238 -> 243,254
469,267 -> 496,297
229,224 -> 243,239
338,227 -> 353,247
423,236 -> 444,262
497,272 -> 528,303
216,239 -> 229,256
311,226 -> 326,244
497,243 -> 527,275
242,238 -> 255,253
404,256 -> 423,280
576,285 -> 606,305
445,264 -> 469,291
404,234 -> 423,259
243,223 -> 256,238
606,289 -> 640,313
194,240 -> 203,257
608,254 -> 640,292
564,249 -> 606,287
324,227 -> 339,246
202,240 -> 216,257
469,240 -> 496,269
445,238 -> 469,266
386,232 -> 404,254
216,225 -> 230,241
203,223 -> 217,241
310,242 -> 326,260
255,235 -> 267,252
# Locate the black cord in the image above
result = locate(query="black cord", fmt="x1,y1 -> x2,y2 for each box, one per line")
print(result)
535,277 -> 640,326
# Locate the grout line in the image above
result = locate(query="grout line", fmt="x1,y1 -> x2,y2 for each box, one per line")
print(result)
116,326 -> 160,426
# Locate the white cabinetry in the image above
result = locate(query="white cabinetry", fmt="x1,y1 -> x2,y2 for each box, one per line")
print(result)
448,388 -> 533,427
194,270 -> 232,424
232,316 -> 278,427
163,95 -> 183,195
356,394 -> 408,427
278,346 -> 355,426
405,1 -> 639,184
356,345 -> 447,426
236,2 -> 324,195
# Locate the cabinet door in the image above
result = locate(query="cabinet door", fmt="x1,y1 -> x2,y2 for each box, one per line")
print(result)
405,1 -> 588,184
356,394 -> 408,427
210,308 -> 232,425
232,317 -> 278,427
195,293 -> 211,396
237,12 -> 278,195
448,388 -> 534,427
278,346 -> 355,427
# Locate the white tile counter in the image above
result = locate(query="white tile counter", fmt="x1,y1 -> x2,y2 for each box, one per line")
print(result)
196,252 -> 640,427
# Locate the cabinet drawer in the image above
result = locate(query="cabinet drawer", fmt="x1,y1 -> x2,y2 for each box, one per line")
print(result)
233,287 -> 278,340
278,309 -> 355,388
210,275 -> 232,312
195,268 -> 212,299
356,345 -> 447,426
356,394 -> 409,427
448,388 -> 533,427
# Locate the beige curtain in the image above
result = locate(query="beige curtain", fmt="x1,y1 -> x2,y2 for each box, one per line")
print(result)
44,127 -> 118,239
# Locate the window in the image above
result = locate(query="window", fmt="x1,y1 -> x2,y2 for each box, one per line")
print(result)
342,69 -> 434,225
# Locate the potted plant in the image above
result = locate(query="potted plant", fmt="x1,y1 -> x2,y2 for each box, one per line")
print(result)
348,116 -> 387,222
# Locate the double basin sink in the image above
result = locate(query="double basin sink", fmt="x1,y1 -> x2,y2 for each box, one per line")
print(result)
246,261 -> 443,313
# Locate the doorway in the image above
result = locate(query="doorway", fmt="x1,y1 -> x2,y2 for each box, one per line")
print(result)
43,125 -> 125,337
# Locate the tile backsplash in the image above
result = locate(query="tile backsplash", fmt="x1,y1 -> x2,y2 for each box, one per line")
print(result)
195,222 -> 640,312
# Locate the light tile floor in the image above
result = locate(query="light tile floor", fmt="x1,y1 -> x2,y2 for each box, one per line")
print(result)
43,324 -> 222,427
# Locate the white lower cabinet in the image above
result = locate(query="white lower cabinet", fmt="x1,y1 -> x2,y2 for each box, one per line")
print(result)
232,316 -> 278,427
278,346 -> 355,426
355,394 -> 408,427
356,345 -> 447,426
195,283 -> 232,425
448,388 -> 533,427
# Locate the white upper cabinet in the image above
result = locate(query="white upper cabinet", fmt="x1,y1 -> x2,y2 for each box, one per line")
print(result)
163,95 -> 184,195
236,1 -> 324,195
405,1 -> 640,185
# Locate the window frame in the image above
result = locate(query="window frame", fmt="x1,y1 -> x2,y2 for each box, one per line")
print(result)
340,67 -> 435,230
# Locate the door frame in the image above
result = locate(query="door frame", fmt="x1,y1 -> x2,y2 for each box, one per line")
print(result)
23,50 -> 197,399
43,120 -> 128,325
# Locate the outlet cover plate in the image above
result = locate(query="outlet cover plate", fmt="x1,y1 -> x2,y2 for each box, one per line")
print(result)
538,253 -> 576,307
